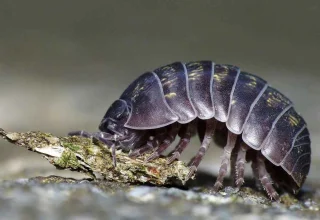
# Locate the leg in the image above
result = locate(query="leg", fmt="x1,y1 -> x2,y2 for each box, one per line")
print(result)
229,147 -> 237,185
167,121 -> 197,164
145,124 -> 180,162
128,129 -> 166,158
185,118 -> 217,181
235,142 -> 250,187
212,131 -> 238,191
251,157 -> 263,191
254,152 -> 279,200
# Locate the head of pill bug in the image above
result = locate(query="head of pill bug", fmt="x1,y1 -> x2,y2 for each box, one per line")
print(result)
98,99 -> 147,152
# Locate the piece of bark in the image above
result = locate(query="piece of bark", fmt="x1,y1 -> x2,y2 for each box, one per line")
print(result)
0,128 -> 193,185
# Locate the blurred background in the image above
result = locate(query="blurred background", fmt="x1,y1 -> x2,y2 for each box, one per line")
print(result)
0,0 -> 319,183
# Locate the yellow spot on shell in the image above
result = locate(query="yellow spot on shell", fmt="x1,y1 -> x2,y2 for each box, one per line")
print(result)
266,92 -> 282,107
213,70 -> 228,83
165,92 -> 177,98
248,80 -> 257,88
289,114 -> 299,126
189,72 -> 198,77
163,78 -> 177,87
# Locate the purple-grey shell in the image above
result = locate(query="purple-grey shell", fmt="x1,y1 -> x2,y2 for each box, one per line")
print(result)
114,61 -> 311,187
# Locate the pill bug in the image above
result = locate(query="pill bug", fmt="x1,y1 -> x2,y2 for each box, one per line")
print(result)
69,61 -> 311,200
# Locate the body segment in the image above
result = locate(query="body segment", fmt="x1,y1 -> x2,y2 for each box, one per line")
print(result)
226,72 -> 267,134
153,62 -> 196,123
120,71 -> 178,129
185,61 -> 215,119
242,86 -> 293,149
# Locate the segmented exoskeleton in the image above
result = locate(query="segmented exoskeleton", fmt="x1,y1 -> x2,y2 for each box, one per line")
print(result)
69,61 -> 311,200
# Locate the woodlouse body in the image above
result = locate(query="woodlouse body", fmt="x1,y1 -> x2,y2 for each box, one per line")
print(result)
70,61 -> 311,199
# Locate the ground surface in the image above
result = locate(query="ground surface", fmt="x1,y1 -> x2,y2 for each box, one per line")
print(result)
0,174 -> 319,220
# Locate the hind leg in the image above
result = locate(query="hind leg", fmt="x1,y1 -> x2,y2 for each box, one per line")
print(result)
252,152 -> 279,200
212,131 -> 238,191
234,142 -> 250,188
